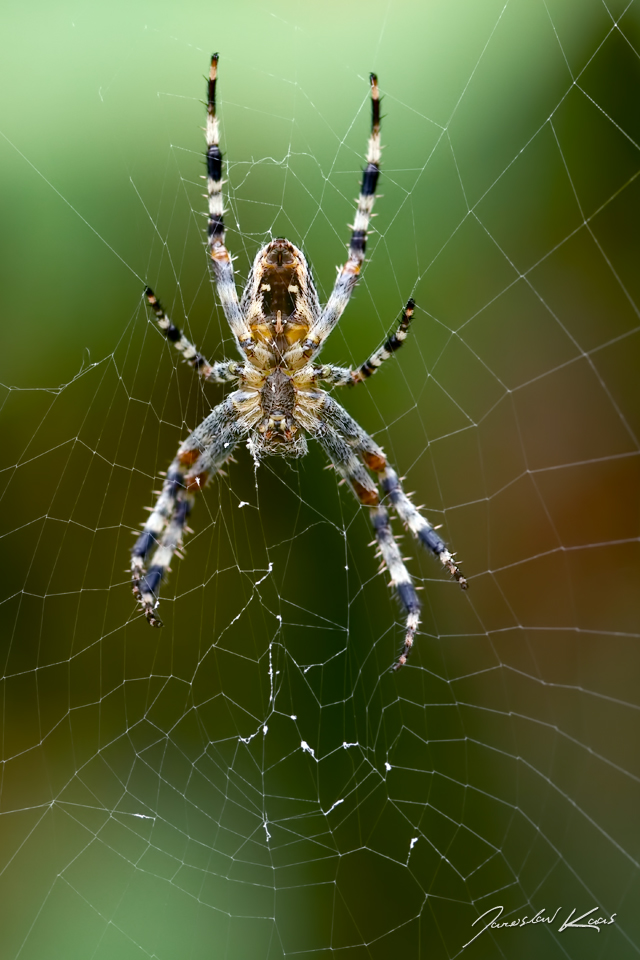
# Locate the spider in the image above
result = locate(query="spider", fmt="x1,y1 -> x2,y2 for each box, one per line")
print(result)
131,55 -> 467,669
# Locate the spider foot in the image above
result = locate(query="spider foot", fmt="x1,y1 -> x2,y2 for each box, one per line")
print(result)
392,610 -> 419,671
131,565 -> 164,627
140,602 -> 163,628
439,550 -> 468,589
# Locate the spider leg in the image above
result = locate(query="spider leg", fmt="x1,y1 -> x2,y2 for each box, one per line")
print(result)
206,54 -> 255,356
303,73 -> 381,358
370,504 -> 421,668
323,396 -> 466,587
131,394 -> 243,624
131,467 -> 194,625
313,298 -> 415,386
317,396 -> 466,667
351,297 -> 415,382
315,421 -> 420,668
144,287 -> 242,384
378,464 -> 467,588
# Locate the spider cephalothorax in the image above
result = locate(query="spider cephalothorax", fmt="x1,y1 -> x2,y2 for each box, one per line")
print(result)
131,55 -> 467,668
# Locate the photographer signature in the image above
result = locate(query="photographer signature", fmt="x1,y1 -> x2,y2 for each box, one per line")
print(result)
463,905 -> 617,948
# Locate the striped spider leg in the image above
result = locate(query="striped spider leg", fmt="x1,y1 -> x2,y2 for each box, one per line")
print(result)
313,297 -> 416,387
316,397 -> 467,669
131,53 -> 255,622
296,72 -> 381,363
131,291 -> 246,623
205,54 -> 257,358
131,396 -> 245,625
143,288 -> 243,383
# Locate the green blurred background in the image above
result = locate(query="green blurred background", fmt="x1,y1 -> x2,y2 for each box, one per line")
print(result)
1,0 -> 639,957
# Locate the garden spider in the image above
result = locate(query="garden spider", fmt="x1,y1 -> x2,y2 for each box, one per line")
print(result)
131,55 -> 467,669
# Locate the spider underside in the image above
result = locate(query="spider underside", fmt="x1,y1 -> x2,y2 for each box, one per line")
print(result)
131,55 -> 467,669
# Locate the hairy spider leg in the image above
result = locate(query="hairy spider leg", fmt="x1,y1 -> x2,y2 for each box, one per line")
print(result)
206,54 -> 255,355
144,287 -> 243,384
315,421 -> 421,668
131,395 -> 243,624
323,396 -> 466,586
318,396 -> 466,667
351,297 -> 415,382
314,298 -> 416,386
131,450 -> 192,627
370,504 -> 421,669
379,465 -> 468,590
304,73 -> 382,356
131,468 -> 194,626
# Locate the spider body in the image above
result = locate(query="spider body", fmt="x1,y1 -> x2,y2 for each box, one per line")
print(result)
131,56 -> 467,668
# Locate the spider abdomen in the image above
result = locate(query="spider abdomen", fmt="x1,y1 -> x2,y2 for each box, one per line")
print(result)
242,239 -> 321,363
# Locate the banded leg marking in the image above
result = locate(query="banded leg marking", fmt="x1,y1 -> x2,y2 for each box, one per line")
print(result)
313,298 -> 415,386
333,439 -> 421,668
137,493 -> 194,624
371,505 -> 421,669
206,53 -> 225,248
319,396 -> 467,667
131,459 -> 190,626
131,395 -> 243,625
323,395 -> 467,588
379,465 -> 468,589
315,416 -> 419,669
352,298 -> 414,382
205,54 -> 254,354
349,72 -> 381,266
304,73 -> 382,357
144,288 -> 241,383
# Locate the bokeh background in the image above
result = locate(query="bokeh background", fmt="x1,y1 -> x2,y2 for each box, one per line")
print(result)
1,0 -> 639,958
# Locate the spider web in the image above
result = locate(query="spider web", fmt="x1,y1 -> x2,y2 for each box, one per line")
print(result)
1,1 -> 639,957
